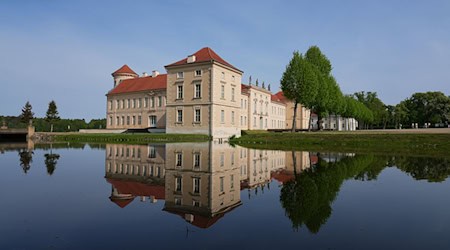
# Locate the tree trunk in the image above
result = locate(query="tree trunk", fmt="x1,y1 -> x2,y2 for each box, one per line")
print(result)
308,111 -> 312,132
317,113 -> 322,131
292,102 -> 298,132
50,123 -> 53,133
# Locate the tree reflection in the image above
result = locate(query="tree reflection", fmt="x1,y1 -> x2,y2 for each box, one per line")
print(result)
18,149 -> 33,174
280,154 -> 376,233
393,156 -> 450,182
44,153 -> 60,175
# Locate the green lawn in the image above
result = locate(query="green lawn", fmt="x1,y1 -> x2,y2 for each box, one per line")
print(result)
52,133 -> 211,144
230,132 -> 450,158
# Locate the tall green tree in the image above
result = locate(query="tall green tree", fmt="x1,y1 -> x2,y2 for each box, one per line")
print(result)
281,51 -> 318,132
19,101 -> 34,124
354,91 -> 387,128
46,100 -> 60,132
305,46 -> 334,130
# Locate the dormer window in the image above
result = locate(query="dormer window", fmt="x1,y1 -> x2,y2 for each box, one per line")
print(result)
177,72 -> 184,79
195,70 -> 202,76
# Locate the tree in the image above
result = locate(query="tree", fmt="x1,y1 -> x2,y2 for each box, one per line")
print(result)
305,46 -> 334,130
354,91 -> 387,129
46,100 -> 60,132
281,51 -> 318,132
403,91 -> 450,127
19,101 -> 34,124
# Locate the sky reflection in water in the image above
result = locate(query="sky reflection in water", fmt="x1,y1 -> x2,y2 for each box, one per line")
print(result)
1,142 -> 450,250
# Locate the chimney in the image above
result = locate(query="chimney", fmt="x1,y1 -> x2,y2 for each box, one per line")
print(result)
152,70 -> 160,77
142,72 -> 148,77
187,55 -> 196,63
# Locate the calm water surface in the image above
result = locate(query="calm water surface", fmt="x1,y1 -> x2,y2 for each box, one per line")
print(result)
1,142 -> 450,249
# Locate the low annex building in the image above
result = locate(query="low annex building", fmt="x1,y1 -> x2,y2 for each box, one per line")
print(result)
105,47 -> 356,138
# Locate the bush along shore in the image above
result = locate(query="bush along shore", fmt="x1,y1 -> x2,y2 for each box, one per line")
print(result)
229,131 -> 450,159
38,133 -> 211,144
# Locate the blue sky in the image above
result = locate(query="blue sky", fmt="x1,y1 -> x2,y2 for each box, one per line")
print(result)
1,0 -> 449,120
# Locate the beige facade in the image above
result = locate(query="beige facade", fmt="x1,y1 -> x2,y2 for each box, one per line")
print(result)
165,54 -> 243,140
106,90 -> 167,130
284,101 -> 311,130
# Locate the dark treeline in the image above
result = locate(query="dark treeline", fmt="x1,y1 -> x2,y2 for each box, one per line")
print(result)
1,115 -> 106,132
280,153 -> 450,233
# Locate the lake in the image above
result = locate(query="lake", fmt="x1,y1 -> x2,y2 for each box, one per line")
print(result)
1,142 -> 450,249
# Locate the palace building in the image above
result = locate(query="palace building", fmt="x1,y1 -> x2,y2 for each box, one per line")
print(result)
106,47 -> 356,139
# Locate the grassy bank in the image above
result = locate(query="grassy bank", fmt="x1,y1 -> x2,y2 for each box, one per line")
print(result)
230,131 -> 450,158
51,133 -> 211,144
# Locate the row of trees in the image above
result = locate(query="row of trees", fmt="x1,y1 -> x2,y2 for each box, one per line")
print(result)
2,101 -> 106,132
354,91 -> 450,129
280,46 -> 373,131
280,46 -> 450,130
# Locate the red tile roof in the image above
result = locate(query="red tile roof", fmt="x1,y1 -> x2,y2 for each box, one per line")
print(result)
271,94 -> 286,104
112,64 -> 138,76
110,198 -> 134,208
107,178 -> 165,200
108,74 -> 167,95
271,170 -> 295,184
274,91 -> 290,103
241,84 -> 250,96
165,47 -> 242,72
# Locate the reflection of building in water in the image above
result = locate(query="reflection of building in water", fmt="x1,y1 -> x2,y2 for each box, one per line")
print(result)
164,142 -> 242,228
104,143 -> 324,228
105,144 -> 166,207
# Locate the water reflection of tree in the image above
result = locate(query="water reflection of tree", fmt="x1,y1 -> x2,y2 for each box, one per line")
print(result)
18,150 -> 34,174
393,156 -> 450,182
44,153 -> 60,175
280,154 -> 376,233
44,144 -> 60,175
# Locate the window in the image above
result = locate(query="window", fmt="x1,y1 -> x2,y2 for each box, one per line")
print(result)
176,153 -> 182,167
116,116 -> 120,126
221,85 -> 225,99
151,97 -> 155,107
240,116 -> 243,126
220,153 -> 224,167
138,116 -> 142,125
132,99 -> 136,108
177,109 -> 183,123
109,101 -> 112,110
158,96 -> 162,107
231,152 -> 235,165
121,116 -> 125,125
194,153 -> 200,168
194,108 -> 201,123
116,100 -> 120,109
194,84 -> 201,98
177,85 -> 183,99
149,115 -> 157,127
195,69 -> 202,76
232,75 -> 235,82
144,97 -> 148,108
193,200 -> 200,207
231,175 -> 234,189
148,146 -> 156,158
254,100 -> 257,113
221,72 -> 225,79
109,116 -> 112,125
220,177 -> 224,192
177,72 -> 184,79
127,116 -> 130,125
231,87 -> 235,101
132,116 -> 136,125
221,110 -> 225,124
138,98 -> 141,108
127,99 -> 130,109
231,111 -> 235,124
175,177 -> 182,192
241,99 -> 243,108
193,178 -> 200,194
253,117 -> 256,127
